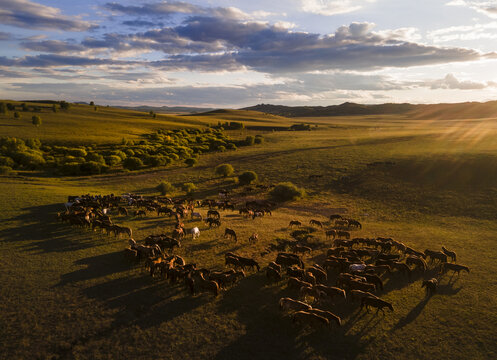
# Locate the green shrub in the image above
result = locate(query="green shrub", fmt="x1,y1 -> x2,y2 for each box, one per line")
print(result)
105,155 -> 122,166
238,171 -> 258,185
0,165 -> 13,175
13,112 -> 21,119
254,135 -> 264,144
245,136 -> 255,146
32,115 -> 42,126
69,148 -> 87,157
226,143 -> 237,150
0,156 -> 15,167
215,163 -> 234,177
0,102 -> 6,115
217,145 -> 226,152
123,157 -> 143,170
185,157 -> 197,167
269,182 -> 305,202
156,181 -> 174,195
181,182 -> 197,194
14,150 -> 46,169
125,149 -> 135,157
80,161 -> 102,175
86,152 -> 105,164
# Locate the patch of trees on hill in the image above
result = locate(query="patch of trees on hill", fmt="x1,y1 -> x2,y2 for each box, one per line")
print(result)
0,128 -> 263,176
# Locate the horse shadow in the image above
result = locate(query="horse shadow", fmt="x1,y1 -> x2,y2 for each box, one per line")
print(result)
56,250 -> 133,286
0,202 -> 102,253
213,274 -> 373,360
391,297 -> 430,331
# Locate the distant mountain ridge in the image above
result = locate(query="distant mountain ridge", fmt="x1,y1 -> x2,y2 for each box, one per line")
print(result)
242,101 -> 497,119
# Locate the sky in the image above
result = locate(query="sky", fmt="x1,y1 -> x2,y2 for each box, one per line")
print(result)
1,0 -> 497,107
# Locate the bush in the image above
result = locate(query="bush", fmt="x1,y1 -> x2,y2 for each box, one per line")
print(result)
215,163 -> 234,177
69,148 -> 87,157
105,155 -> 122,166
14,112 -> 21,119
60,162 -> 81,176
185,157 -> 197,167
0,165 -> 13,175
25,138 -> 41,149
254,135 -> 264,144
79,161 -> 102,175
32,115 -> 42,126
245,136 -> 255,146
238,171 -> 257,185
181,182 -> 197,195
15,150 -> 46,169
0,102 -> 6,115
269,182 -> 305,202
0,156 -> 15,168
226,143 -> 237,150
157,181 -> 175,195
122,157 -> 143,170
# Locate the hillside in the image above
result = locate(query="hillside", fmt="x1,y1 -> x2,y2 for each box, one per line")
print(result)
244,101 -> 497,119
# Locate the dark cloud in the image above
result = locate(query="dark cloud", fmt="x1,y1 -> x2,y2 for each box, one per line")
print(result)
0,32 -> 14,41
0,0 -> 96,31
122,20 -> 163,28
0,54 -> 133,68
21,40 -> 86,54
104,1 -> 201,16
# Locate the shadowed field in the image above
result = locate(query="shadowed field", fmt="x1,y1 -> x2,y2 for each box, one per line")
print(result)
1,107 -> 497,359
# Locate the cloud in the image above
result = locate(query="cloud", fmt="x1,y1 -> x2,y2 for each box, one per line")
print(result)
428,22 -> 497,42
424,73 -> 495,89
21,40 -> 86,54
122,20 -> 163,28
300,0 -> 376,15
447,0 -> 497,18
0,32 -> 14,41
0,54 -> 134,68
0,0 -> 96,31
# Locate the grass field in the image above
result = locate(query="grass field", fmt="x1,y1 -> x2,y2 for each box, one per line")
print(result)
1,104 -> 496,359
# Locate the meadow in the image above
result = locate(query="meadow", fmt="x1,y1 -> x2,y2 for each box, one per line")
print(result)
0,102 -> 496,359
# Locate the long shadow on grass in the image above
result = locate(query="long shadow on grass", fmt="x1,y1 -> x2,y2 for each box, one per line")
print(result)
214,274 -> 372,360
56,250 -> 132,286
0,203 -> 102,253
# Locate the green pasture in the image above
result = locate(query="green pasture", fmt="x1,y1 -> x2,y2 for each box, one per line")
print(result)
1,105 -> 496,359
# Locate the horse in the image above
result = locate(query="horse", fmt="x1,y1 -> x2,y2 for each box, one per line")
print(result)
207,209 -> 220,219
237,256 -> 260,272
117,206 -> 128,216
440,262 -> 469,275
224,228 -> 237,242
205,218 -> 221,228
309,219 -> 323,228
293,244 -> 312,256
337,231 -> 350,239
441,246 -> 457,262
360,296 -> 394,314
325,229 -> 337,240
289,220 -> 302,227
190,227 -> 200,239
347,219 -> 362,229
424,249 -> 448,263
190,212 -> 202,221
279,298 -> 312,313
172,227 -> 184,240
314,285 -> 346,301
421,278 -> 438,295
349,290 -> 378,303
306,266 -> 327,283
292,311 -> 329,328
266,267 -> 282,281
335,219 -> 349,228
329,214 -> 342,222
307,309 -> 341,327
406,255 -> 427,272
248,233 -> 259,243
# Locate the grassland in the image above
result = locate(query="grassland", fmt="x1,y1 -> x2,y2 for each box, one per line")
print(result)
1,103 -> 496,359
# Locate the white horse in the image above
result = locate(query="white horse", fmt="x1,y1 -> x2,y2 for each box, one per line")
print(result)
190,227 -> 200,239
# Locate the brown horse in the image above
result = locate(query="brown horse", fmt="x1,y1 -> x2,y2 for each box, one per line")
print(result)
360,296 -> 394,314
279,297 -> 312,313
289,220 -> 302,227
440,262 -> 469,275
325,229 -> 337,240
292,311 -> 329,328
421,278 -> 438,295
309,219 -> 323,228
307,309 -> 341,326
441,246 -> 457,262
224,228 -> 237,242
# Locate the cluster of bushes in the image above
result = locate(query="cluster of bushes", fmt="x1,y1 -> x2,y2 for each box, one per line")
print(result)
290,123 -> 312,131
0,101 -> 70,114
269,182 -> 305,201
0,128 -> 264,176
212,121 -> 245,130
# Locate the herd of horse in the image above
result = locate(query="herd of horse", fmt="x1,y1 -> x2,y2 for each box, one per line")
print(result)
58,192 -> 470,330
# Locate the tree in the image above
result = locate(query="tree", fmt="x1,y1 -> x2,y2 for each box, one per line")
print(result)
181,182 -> 197,195
245,135 -> 255,146
185,157 -> 197,167
215,163 -> 234,177
21,103 -> 28,112
14,112 -> 21,119
89,101 -> 95,106
0,102 -> 7,115
6,103 -> 15,111
238,171 -> 257,185
122,157 -> 143,170
32,115 -> 42,126
156,181 -> 175,196
269,182 -> 305,202
60,101 -> 70,110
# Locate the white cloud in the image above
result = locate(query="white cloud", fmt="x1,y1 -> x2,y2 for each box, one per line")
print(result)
428,22 -> 497,42
447,0 -> 497,18
300,0 -> 376,16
